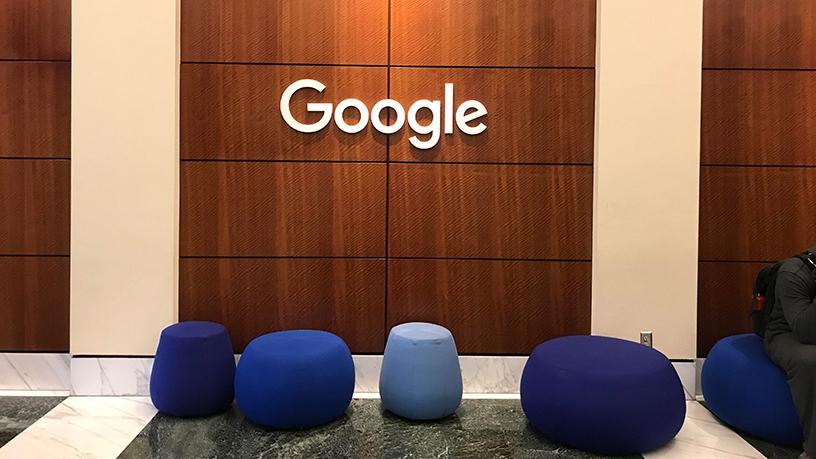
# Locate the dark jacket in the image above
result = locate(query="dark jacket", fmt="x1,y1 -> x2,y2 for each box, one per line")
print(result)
765,255 -> 816,345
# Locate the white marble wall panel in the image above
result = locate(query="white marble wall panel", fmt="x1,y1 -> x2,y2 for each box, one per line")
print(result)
0,354 -> 698,398
0,354 -> 70,391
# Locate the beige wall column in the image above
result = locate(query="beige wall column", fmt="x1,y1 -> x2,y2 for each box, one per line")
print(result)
71,1 -> 180,355
592,0 -> 703,359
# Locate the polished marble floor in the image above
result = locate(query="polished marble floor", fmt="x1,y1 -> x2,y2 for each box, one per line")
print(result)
0,396 -> 65,447
0,396 -> 802,458
121,399 -> 639,459
742,434 -> 802,459
0,396 -> 156,458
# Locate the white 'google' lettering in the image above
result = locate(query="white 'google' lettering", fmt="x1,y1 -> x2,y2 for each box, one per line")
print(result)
280,79 -> 487,150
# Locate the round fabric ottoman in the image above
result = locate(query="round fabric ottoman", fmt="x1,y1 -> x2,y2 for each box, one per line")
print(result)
379,322 -> 462,420
235,330 -> 355,429
702,334 -> 802,446
521,335 -> 686,455
150,321 -> 236,417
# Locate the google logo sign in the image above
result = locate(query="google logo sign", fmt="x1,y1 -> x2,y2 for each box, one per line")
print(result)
280,79 -> 487,150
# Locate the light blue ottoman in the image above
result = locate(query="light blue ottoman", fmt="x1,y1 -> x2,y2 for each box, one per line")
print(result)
379,322 -> 462,420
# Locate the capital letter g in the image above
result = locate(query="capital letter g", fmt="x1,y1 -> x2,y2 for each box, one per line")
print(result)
280,79 -> 332,133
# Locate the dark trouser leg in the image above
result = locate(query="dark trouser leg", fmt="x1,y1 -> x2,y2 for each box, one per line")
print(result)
767,332 -> 816,455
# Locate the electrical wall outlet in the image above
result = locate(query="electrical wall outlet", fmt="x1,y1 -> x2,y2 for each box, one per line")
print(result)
640,331 -> 653,348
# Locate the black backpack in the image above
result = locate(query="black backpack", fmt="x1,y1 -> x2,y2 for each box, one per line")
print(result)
752,252 -> 816,337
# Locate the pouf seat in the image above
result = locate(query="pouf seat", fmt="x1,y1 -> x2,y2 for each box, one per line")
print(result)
379,322 -> 462,420
521,335 -> 686,455
235,330 -> 355,429
150,321 -> 236,417
702,334 -> 802,446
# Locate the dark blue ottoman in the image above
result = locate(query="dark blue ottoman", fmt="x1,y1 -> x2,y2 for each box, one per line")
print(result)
702,334 -> 802,446
235,330 -> 355,429
521,335 -> 686,455
150,321 -> 236,417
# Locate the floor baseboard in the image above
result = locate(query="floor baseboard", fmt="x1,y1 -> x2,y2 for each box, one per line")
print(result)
0,353 -> 697,399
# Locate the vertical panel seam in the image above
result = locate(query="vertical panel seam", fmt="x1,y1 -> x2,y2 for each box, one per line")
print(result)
384,0 -> 392,348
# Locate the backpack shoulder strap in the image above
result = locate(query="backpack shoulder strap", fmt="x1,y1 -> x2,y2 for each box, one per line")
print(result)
799,252 -> 816,273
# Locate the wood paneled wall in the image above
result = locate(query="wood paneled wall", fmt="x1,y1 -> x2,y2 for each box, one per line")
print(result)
698,0 -> 816,356
180,0 -> 595,354
0,0 -> 71,351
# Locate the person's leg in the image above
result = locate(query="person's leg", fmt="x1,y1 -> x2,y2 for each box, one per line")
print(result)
767,332 -> 816,457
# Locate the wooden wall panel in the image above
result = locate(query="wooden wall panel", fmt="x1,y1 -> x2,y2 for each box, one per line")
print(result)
180,0 -> 595,354
181,258 -> 385,352
702,70 -> 816,166
700,1 -> 816,355
699,167 -> 816,262
181,0 -> 388,65
703,0 -> 816,69
389,68 -> 594,164
697,261 -> 765,356
391,0 -> 595,67
388,259 -> 591,354
0,0 -> 71,60
181,162 -> 386,257
181,64 -> 387,161
0,257 -> 69,351
389,164 -> 592,259
0,1 -> 70,352
0,159 -> 70,255
0,62 -> 70,158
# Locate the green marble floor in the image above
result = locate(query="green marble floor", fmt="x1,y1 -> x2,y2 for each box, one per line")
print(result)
119,399 -> 635,459
0,396 -> 805,458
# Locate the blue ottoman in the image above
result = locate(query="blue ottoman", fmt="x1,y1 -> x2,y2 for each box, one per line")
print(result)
379,322 -> 462,420
235,330 -> 355,429
521,335 -> 686,455
702,334 -> 802,446
150,321 -> 236,417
